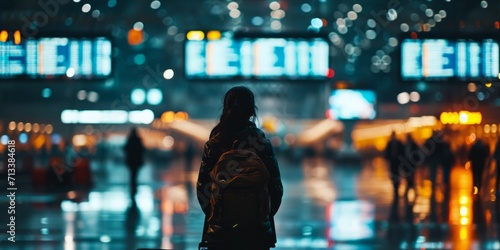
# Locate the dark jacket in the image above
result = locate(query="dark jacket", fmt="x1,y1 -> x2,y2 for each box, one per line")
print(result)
197,122 -> 283,248
124,132 -> 145,169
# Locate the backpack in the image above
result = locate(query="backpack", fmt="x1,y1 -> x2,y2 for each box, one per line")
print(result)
207,145 -> 270,232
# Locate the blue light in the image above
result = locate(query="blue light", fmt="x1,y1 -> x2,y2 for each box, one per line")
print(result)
51,134 -> 62,144
19,133 -> 28,144
147,89 -> 163,105
42,88 -> 52,98
131,89 -> 146,105
134,54 -> 146,65
107,0 -> 116,8
0,135 -> 8,145
311,18 -> 323,29
301,3 -> 312,13
252,16 -> 264,26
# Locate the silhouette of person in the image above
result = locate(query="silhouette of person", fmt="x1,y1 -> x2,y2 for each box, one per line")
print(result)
403,134 -> 420,202
469,139 -> 490,195
197,86 -> 283,250
384,131 -> 404,222
384,131 -> 405,200
493,138 -> 500,223
494,138 -> 500,193
124,127 -> 145,205
424,131 -> 445,197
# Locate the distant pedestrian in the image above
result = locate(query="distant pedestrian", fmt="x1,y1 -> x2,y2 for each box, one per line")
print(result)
469,139 -> 490,194
124,127 -> 145,205
424,131 -> 445,196
403,134 -> 420,201
494,139 -> 500,192
384,131 -> 405,200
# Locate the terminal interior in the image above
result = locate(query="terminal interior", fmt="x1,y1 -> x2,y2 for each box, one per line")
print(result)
1,0 -> 500,249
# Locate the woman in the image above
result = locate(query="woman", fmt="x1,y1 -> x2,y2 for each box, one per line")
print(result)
197,86 -> 283,250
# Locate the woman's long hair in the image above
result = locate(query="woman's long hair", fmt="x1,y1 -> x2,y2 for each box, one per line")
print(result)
210,86 -> 257,142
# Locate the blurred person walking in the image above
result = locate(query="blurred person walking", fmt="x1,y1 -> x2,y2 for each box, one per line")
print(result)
424,130 -> 445,222
494,138 -> 500,193
493,138 -> 500,223
197,86 -> 283,250
403,134 -> 420,202
384,131 -> 405,200
469,139 -> 490,195
384,131 -> 404,222
124,127 -> 145,206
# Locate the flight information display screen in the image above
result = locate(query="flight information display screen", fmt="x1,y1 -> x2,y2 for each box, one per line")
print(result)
401,38 -> 499,81
185,35 -> 330,80
0,37 -> 112,79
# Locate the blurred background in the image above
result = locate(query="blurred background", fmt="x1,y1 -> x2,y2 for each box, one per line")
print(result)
1,0 -> 500,249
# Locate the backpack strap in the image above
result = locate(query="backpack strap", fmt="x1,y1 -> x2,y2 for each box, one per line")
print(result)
231,140 -> 240,150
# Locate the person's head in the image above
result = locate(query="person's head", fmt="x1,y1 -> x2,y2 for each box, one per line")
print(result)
211,86 -> 257,138
406,133 -> 413,142
390,131 -> 396,140
129,127 -> 139,138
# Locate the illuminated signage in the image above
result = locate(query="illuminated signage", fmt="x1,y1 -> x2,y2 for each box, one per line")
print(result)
440,111 -> 482,125
185,31 -> 330,80
401,38 -> 500,81
61,109 -> 154,124
0,36 -> 112,79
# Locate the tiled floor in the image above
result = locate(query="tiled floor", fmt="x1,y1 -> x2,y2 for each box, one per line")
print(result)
1,153 -> 500,249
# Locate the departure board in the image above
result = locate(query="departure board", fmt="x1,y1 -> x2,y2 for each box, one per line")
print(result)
0,37 -> 112,79
185,35 -> 330,80
401,38 -> 499,81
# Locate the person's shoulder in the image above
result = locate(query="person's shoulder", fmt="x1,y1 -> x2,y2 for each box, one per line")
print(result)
248,124 -> 270,142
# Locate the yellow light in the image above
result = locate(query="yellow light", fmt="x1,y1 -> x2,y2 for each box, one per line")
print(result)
459,112 -> 468,124
459,196 -> 468,204
161,111 -> 175,123
207,30 -> 221,40
186,30 -> 205,41
14,30 -> 21,45
174,111 -> 189,121
460,217 -> 468,225
492,124 -> 498,133
25,123 -> 32,132
485,124 -> 491,133
72,134 -> 87,147
8,121 -> 16,131
17,122 -> 24,132
498,73 -> 500,79
465,162 -> 471,170
473,186 -> 478,195
441,111 -> 482,125
45,124 -> 53,134
34,134 -> 46,149
469,133 -> 476,143
486,82 -> 492,88
460,206 -> 468,216
33,123 -> 40,133
0,30 -> 7,42
460,227 -> 467,239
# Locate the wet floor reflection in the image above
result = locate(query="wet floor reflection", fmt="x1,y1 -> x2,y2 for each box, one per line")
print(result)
4,155 -> 500,249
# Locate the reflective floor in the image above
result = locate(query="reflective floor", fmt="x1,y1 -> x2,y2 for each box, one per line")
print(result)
2,154 -> 500,250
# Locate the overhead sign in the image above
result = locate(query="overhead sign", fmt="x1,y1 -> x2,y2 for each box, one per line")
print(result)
61,109 -> 154,124
440,111 -> 482,125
